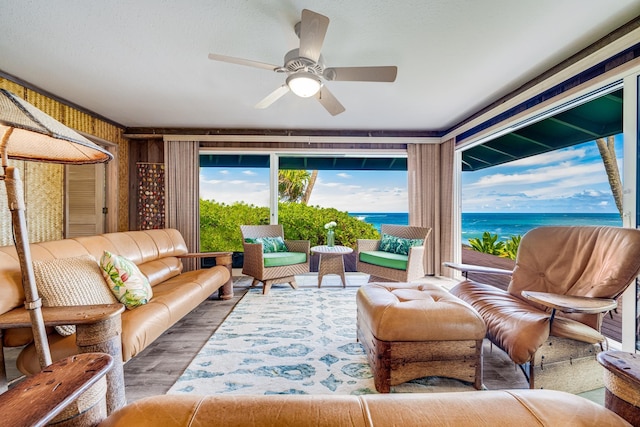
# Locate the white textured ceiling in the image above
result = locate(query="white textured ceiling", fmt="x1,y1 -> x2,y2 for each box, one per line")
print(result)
1,1 -> 639,131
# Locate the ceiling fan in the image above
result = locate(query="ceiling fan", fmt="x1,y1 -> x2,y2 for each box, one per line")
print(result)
208,9 -> 397,116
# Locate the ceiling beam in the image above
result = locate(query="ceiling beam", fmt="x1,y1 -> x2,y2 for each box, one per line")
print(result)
506,132 -> 553,149
547,116 -> 602,137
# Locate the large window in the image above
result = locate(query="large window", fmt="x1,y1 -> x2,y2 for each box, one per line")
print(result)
200,153 -> 408,230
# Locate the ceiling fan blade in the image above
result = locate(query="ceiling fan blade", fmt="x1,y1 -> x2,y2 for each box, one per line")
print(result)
255,85 -> 290,109
298,9 -> 329,63
324,66 -> 398,82
208,53 -> 280,72
315,86 -> 345,116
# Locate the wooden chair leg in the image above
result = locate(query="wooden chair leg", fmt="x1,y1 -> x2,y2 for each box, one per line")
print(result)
262,283 -> 273,295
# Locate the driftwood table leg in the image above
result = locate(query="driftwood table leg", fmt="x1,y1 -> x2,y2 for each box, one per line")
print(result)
216,253 -> 234,300
75,316 -> 126,414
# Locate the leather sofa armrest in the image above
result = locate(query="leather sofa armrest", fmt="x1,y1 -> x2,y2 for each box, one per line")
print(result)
0,353 -> 112,427
180,251 -> 232,259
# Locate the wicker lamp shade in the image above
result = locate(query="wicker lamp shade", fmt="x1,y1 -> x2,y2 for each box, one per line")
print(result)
0,89 -> 112,164
0,88 -> 113,371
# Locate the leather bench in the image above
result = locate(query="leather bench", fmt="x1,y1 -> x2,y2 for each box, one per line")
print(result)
356,282 -> 486,392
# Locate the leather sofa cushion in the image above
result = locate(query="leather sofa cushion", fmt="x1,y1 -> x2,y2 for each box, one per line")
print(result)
357,282 -> 485,342
263,252 -> 307,267
451,280 -> 605,365
98,390 -> 630,427
359,251 -> 408,270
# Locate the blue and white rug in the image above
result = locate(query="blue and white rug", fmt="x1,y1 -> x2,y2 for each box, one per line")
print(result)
168,287 -> 474,395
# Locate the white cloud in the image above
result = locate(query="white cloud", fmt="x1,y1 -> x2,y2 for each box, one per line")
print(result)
243,170 -> 257,175
469,162 -> 604,188
336,173 -> 351,178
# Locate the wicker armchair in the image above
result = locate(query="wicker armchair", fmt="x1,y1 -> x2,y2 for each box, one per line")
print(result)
356,224 -> 432,282
240,225 -> 310,294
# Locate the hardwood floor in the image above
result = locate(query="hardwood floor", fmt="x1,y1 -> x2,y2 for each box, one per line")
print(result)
121,273 -> 531,403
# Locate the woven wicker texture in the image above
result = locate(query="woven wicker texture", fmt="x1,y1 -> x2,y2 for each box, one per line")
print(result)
0,79 -> 129,245
240,225 -> 310,294
26,162 -> 64,243
33,255 -> 118,335
356,224 -> 432,282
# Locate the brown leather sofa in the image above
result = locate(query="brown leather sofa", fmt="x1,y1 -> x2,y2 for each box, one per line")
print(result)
0,228 -> 231,375
98,391 -> 630,426
0,353 -> 630,426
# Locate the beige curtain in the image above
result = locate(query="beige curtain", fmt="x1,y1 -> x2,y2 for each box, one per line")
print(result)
407,140 -> 454,276
164,140 -> 200,271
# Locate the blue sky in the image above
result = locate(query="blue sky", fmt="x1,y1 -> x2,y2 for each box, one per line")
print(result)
462,135 -> 622,213
200,168 -> 409,212
200,134 -> 622,214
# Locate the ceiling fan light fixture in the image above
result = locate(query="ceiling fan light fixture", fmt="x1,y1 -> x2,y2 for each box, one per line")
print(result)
286,72 -> 321,98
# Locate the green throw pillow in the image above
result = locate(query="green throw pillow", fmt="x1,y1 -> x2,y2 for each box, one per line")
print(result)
100,251 -> 153,309
379,233 -> 424,256
245,236 -> 288,253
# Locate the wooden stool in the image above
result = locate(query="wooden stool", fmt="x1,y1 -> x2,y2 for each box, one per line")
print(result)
356,282 -> 486,392
598,350 -> 640,425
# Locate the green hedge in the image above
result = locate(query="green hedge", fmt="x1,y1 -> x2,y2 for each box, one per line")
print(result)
200,199 -> 380,252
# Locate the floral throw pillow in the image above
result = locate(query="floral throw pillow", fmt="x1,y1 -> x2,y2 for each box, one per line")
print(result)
100,251 -> 152,309
379,234 -> 424,256
245,236 -> 288,253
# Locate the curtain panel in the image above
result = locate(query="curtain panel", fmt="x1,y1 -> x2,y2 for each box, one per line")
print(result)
164,140 -> 199,271
407,140 -> 454,276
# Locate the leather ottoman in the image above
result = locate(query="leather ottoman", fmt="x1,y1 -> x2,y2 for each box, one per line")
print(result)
356,282 -> 486,392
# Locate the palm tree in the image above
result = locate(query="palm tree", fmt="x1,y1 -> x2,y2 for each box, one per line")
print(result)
278,170 -> 310,202
596,135 -> 623,217
279,169 -> 319,204
302,170 -> 318,205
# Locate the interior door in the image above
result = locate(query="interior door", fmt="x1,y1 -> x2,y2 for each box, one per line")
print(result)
65,163 -> 105,237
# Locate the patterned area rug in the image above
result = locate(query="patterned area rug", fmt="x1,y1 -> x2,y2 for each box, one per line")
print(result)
168,287 -> 475,395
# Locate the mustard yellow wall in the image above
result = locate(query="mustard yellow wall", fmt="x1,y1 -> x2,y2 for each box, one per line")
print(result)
0,79 -> 129,245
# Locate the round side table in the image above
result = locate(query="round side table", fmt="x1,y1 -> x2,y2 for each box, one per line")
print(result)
598,350 -> 640,425
311,245 -> 353,288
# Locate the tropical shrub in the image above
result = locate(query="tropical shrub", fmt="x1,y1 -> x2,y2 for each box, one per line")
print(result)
501,235 -> 521,260
199,199 -> 379,252
467,231 -> 521,260
468,232 -> 505,256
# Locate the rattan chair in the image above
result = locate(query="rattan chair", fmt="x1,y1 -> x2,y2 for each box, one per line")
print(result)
356,224 -> 432,282
240,225 -> 310,294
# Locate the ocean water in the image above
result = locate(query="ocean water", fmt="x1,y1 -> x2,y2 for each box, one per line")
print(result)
349,212 -> 623,244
